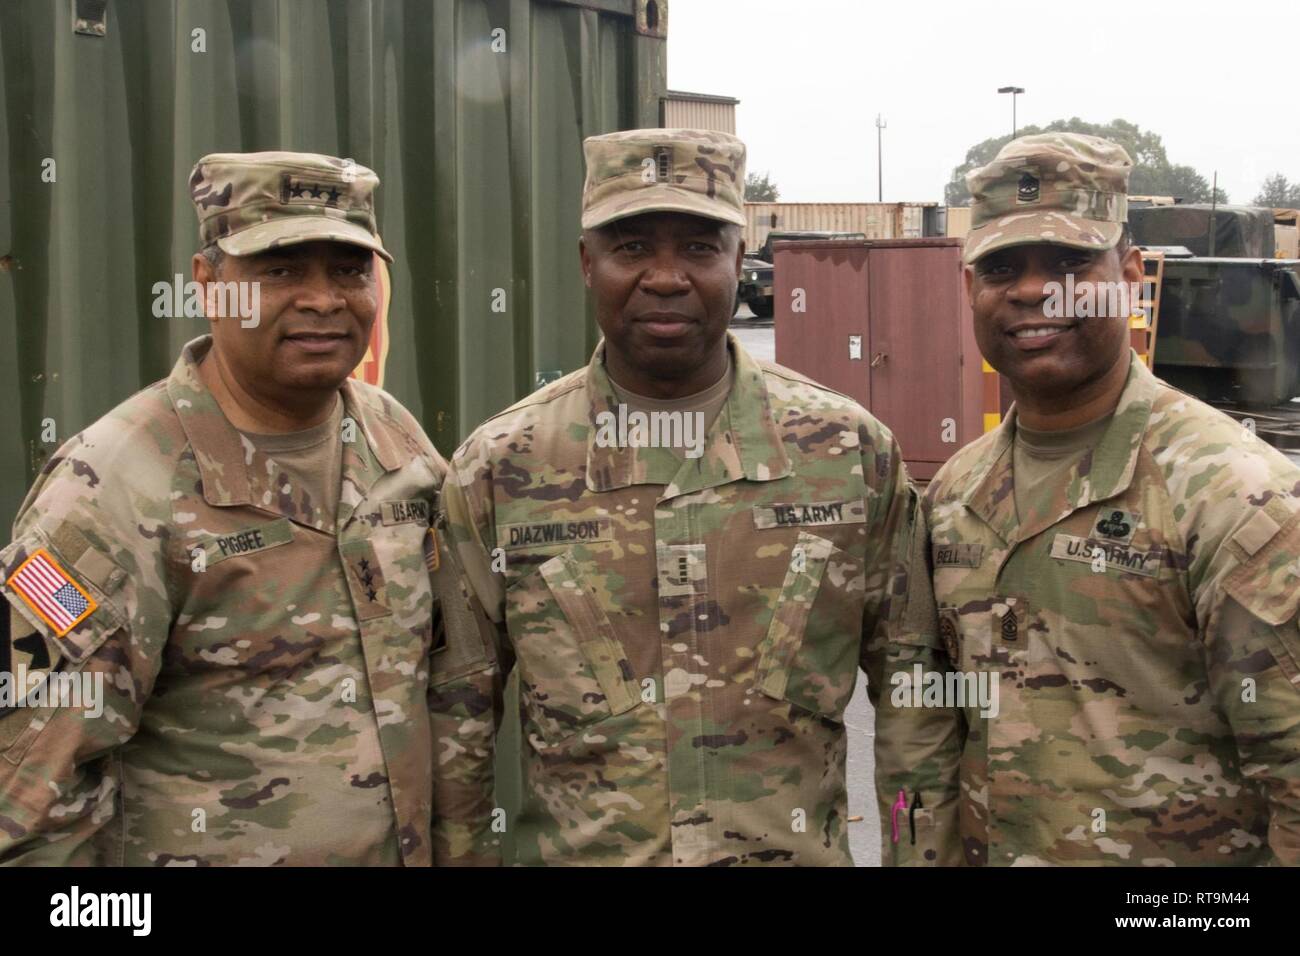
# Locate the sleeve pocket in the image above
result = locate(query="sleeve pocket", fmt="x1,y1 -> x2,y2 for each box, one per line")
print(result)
1221,513 -> 1300,685
1,528 -> 126,762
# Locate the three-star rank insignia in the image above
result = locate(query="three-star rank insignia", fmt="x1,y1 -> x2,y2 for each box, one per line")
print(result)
340,540 -> 390,621
280,174 -> 344,206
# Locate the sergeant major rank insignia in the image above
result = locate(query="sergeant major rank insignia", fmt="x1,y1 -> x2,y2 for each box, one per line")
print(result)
1017,171 -> 1040,204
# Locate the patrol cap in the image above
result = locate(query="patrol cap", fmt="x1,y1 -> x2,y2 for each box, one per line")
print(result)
963,133 -> 1133,265
189,151 -> 393,262
581,128 -> 747,230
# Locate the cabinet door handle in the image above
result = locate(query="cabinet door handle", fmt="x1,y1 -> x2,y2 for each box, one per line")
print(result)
871,352 -> 887,368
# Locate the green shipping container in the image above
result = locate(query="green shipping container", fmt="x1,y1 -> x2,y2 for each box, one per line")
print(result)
0,0 -> 667,528
0,0 -> 667,863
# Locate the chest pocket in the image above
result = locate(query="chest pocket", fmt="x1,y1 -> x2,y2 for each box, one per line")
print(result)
754,530 -> 866,722
505,550 -> 639,747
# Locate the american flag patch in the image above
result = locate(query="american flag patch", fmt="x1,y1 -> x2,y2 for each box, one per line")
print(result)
5,548 -> 98,637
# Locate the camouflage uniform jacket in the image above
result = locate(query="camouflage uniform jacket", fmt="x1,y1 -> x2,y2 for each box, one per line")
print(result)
919,351 -> 1300,865
0,335 -> 471,866
440,334 -> 914,865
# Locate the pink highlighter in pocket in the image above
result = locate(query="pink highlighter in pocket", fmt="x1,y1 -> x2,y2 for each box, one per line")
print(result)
891,789 -> 907,844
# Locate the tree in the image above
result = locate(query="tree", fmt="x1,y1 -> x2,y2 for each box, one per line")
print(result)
1253,173 -> 1300,209
945,118 -> 1228,206
745,171 -> 780,202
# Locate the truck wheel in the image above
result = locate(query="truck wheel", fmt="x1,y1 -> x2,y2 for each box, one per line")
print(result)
750,298 -> 774,319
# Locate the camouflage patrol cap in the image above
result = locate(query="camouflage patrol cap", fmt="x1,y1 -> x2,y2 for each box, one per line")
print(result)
189,151 -> 393,262
581,128 -> 747,230
963,133 -> 1132,264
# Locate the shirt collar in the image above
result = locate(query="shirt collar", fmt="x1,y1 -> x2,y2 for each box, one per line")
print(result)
583,332 -> 793,496
166,335 -> 406,523
961,350 -> 1157,544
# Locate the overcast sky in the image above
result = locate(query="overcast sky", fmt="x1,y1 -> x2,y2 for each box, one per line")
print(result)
668,0 -> 1297,206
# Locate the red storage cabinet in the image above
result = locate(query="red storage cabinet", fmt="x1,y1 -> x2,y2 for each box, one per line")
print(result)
773,238 -> 996,481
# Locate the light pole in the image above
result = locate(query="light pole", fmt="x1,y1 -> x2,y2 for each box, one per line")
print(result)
997,86 -> 1024,137
875,113 -> 886,202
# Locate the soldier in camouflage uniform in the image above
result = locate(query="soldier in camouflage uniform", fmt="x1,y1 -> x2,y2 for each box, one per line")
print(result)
885,133 -> 1300,865
435,128 -> 922,865
0,152 -> 490,865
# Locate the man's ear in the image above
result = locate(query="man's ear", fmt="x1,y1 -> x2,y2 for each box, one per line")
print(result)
192,253 -> 220,326
578,234 -> 593,288
962,264 -> 975,306
192,252 -> 213,285
734,232 -> 745,277
1119,243 -> 1143,292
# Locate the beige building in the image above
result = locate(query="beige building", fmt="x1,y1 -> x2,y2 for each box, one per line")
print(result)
661,89 -> 738,133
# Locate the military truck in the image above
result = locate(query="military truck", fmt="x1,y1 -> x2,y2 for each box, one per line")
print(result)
738,230 -> 866,318
1138,205 -> 1300,453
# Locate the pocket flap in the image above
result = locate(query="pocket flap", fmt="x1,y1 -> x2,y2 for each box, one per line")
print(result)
538,552 -> 638,717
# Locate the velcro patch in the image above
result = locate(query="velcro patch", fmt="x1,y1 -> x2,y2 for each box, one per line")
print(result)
382,499 -> 431,527
657,543 -> 708,598
4,548 -> 98,638
933,543 -> 984,568
1050,533 -> 1162,578
1231,508 -> 1282,559
499,518 -> 613,551
752,499 -> 866,529
199,519 -> 294,566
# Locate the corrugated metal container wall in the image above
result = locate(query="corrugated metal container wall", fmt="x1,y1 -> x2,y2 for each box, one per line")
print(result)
0,0 -> 666,871
0,0 -> 667,539
744,202 -> 937,252
662,98 -> 735,133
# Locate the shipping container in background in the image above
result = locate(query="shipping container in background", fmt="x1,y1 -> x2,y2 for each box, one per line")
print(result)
773,238 -> 993,481
944,205 -> 971,239
743,201 -> 940,255
0,0 -> 668,540
0,0 -> 667,867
